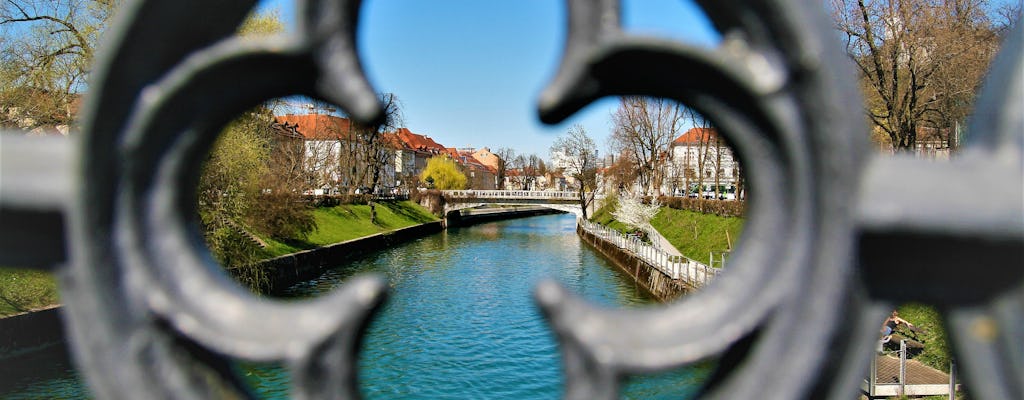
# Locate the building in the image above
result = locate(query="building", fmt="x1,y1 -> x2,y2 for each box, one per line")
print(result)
447,148 -> 498,190
872,125 -> 955,159
470,147 -> 501,171
275,114 -> 348,191
275,113 -> 399,193
667,127 -> 739,197
392,127 -> 448,188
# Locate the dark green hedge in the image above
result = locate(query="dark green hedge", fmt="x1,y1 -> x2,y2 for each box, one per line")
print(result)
656,196 -> 746,218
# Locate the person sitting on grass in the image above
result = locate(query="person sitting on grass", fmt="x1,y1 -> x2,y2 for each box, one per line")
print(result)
880,310 -> 915,343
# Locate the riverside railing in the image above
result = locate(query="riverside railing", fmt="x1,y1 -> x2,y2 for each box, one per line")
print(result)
442,190 -> 582,201
866,340 -> 959,398
578,219 -> 719,287
0,1 -> 1018,399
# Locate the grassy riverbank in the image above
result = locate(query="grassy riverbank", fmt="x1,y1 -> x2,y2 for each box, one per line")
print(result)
0,201 -> 437,318
592,199 -> 954,379
0,268 -> 59,318
257,200 -> 438,258
591,200 -> 744,264
649,208 -> 744,264
891,303 -> 951,372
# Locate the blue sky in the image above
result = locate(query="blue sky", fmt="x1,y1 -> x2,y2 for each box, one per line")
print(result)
257,0 -> 721,158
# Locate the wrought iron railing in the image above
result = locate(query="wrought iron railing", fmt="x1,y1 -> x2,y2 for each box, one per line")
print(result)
0,0 -> 1020,399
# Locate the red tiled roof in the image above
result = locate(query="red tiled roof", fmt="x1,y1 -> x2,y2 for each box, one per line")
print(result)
275,114 -> 353,140
672,127 -> 718,145
379,132 -> 407,149
396,128 -> 447,153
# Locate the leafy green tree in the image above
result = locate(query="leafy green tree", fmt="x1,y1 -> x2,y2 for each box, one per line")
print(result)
420,156 -> 467,190
196,10 -> 317,291
197,112 -> 270,263
0,0 -> 118,130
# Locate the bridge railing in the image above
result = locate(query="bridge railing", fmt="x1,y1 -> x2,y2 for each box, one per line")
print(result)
578,219 -> 719,287
442,190 -> 583,201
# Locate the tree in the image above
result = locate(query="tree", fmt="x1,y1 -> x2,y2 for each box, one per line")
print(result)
493,147 -> 517,189
524,153 -> 542,190
195,10 -> 319,291
612,192 -> 662,239
0,0 -> 118,130
350,92 -> 403,193
605,150 -> 639,193
609,97 -> 685,195
831,0 -> 1003,151
420,156 -> 467,190
197,111 -> 272,268
551,124 -> 598,219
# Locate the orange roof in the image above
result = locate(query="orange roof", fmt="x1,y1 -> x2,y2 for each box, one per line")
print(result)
395,128 -> 447,153
672,127 -> 718,145
379,132 -> 407,149
275,114 -> 353,140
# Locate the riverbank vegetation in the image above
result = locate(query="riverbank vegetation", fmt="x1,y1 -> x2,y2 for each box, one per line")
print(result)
0,200 -> 437,317
591,196 -> 743,264
595,195 -> 956,378
257,201 -> 438,258
0,268 -> 58,318
217,200 -> 436,291
891,304 -> 952,372
650,208 -> 744,265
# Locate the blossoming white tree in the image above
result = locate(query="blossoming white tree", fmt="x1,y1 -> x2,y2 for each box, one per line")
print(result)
612,192 -> 661,239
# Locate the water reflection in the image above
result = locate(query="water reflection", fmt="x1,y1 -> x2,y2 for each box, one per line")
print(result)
1,214 -> 706,399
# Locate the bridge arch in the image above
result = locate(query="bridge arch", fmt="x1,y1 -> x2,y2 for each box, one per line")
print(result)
439,190 -> 597,220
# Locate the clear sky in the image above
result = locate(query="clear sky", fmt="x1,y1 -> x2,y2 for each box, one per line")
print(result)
256,0 -> 721,159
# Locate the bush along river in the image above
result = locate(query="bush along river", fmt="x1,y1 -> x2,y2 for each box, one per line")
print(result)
1,213 -> 707,399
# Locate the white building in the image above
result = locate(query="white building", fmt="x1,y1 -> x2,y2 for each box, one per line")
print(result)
666,127 -> 739,198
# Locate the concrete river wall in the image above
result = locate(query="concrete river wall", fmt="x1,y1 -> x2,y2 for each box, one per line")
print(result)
255,221 -> 445,293
576,225 -> 694,302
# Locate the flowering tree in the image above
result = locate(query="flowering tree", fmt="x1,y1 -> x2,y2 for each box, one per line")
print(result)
612,192 -> 661,237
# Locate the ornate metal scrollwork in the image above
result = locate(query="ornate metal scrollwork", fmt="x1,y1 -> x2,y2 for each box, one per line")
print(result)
0,0 -> 1019,399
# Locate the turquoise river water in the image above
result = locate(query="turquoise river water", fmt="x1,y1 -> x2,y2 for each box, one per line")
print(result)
1,213 -> 705,399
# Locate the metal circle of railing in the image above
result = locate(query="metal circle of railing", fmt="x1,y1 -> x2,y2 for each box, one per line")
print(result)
29,0 -> 1017,399
534,1 -> 869,398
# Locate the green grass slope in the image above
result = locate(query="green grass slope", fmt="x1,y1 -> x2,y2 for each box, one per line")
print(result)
260,200 -> 438,258
591,198 -> 744,264
0,201 -> 437,318
0,267 -> 59,318
649,207 -> 745,264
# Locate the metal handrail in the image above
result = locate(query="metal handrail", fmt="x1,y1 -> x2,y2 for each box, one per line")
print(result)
577,219 -> 719,286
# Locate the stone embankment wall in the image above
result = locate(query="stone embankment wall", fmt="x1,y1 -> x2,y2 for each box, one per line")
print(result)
0,306 -> 63,356
576,225 -> 692,302
254,221 -> 444,294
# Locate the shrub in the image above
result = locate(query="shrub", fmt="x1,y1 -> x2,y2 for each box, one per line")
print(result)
656,196 -> 745,217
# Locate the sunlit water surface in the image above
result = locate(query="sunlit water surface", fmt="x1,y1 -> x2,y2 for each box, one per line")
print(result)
2,214 -> 705,399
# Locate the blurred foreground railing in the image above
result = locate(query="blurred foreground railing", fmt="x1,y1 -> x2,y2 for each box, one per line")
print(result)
0,1 -> 1019,399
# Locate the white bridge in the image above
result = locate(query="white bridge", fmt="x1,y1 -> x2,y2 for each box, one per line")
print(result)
440,190 -> 599,218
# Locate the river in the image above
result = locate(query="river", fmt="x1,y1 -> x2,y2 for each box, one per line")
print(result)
1,213 -> 705,399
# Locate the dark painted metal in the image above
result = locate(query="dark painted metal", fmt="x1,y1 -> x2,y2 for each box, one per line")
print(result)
0,0 -> 1019,399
